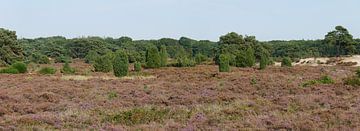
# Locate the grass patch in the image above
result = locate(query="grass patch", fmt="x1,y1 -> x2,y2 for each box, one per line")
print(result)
38,67 -> 56,75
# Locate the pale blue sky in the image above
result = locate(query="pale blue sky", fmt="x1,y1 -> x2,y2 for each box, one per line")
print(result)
1,0 -> 359,41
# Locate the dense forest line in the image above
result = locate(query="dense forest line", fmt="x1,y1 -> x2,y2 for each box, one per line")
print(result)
1,26 -> 358,70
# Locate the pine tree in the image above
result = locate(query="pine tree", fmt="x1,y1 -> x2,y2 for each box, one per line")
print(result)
94,54 -> 112,73
281,57 -> 292,67
146,46 -> 161,68
219,54 -> 230,72
113,50 -> 129,77
259,54 -> 268,70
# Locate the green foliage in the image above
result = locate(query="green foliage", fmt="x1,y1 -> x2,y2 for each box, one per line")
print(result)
0,67 -> 19,74
259,54 -> 268,70
175,56 -> 196,67
0,28 -> 24,66
134,62 -> 142,72
219,54 -> 230,72
107,91 -> 118,100
29,52 -> 50,64
61,62 -> 75,75
38,67 -> 56,75
324,26 -> 355,56
356,68 -> 360,78
235,47 -> 256,68
11,62 -> 27,73
281,57 -> 292,67
104,107 -> 170,125
195,53 -> 207,64
159,45 -> 168,67
94,54 -> 113,73
113,50 -> 129,77
146,46 -> 161,68
344,77 -> 360,87
85,50 -> 100,64
302,75 -> 335,87
55,55 -> 71,63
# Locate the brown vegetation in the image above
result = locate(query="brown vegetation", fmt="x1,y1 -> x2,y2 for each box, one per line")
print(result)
0,61 -> 360,130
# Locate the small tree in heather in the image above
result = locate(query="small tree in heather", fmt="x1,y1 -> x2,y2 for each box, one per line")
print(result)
61,61 -> 75,75
134,62 -> 142,72
281,57 -> 292,67
146,46 -> 160,68
113,50 -> 129,77
219,54 -> 230,72
94,54 -> 112,73
159,45 -> 168,67
259,54 -> 268,70
85,50 -> 99,64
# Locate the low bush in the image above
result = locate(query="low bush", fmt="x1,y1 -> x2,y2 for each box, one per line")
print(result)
302,75 -> 335,87
11,62 -> 27,73
0,67 -> 19,74
175,56 -> 196,67
195,53 -> 207,65
61,62 -> 75,75
281,57 -> 292,67
38,67 -> 57,75
344,77 -> 360,87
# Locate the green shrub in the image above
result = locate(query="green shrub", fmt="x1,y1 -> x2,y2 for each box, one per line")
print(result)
159,45 -> 168,67
146,46 -> 161,68
11,62 -> 27,73
94,54 -> 113,73
134,62 -> 142,72
259,54 -> 268,70
344,77 -> 360,87
29,53 -> 50,64
175,56 -> 196,67
85,50 -> 100,64
195,53 -> 207,65
113,50 -> 129,77
55,55 -> 71,63
38,67 -> 56,75
302,75 -> 335,87
0,67 -> 19,74
61,62 -> 75,75
219,54 -> 230,72
235,47 -> 256,68
281,57 -> 292,67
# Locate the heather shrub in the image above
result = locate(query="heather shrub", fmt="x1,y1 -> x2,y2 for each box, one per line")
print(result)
113,50 -> 129,77
281,57 -> 292,67
61,61 -> 75,75
146,46 -> 161,68
219,54 -> 230,72
11,62 -> 27,73
94,54 -> 112,73
38,67 -> 56,75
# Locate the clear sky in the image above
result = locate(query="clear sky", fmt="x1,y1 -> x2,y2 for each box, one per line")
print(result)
1,0 -> 359,41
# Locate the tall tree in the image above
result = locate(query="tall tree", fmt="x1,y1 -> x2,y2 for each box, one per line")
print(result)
324,26 -> 355,56
0,28 -> 23,66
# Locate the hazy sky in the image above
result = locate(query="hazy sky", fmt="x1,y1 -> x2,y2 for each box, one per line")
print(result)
1,0 -> 359,41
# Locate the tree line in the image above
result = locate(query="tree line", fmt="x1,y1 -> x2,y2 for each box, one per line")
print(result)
0,26 -> 358,74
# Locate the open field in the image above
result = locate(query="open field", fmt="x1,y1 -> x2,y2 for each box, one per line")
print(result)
1,61 -> 360,130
